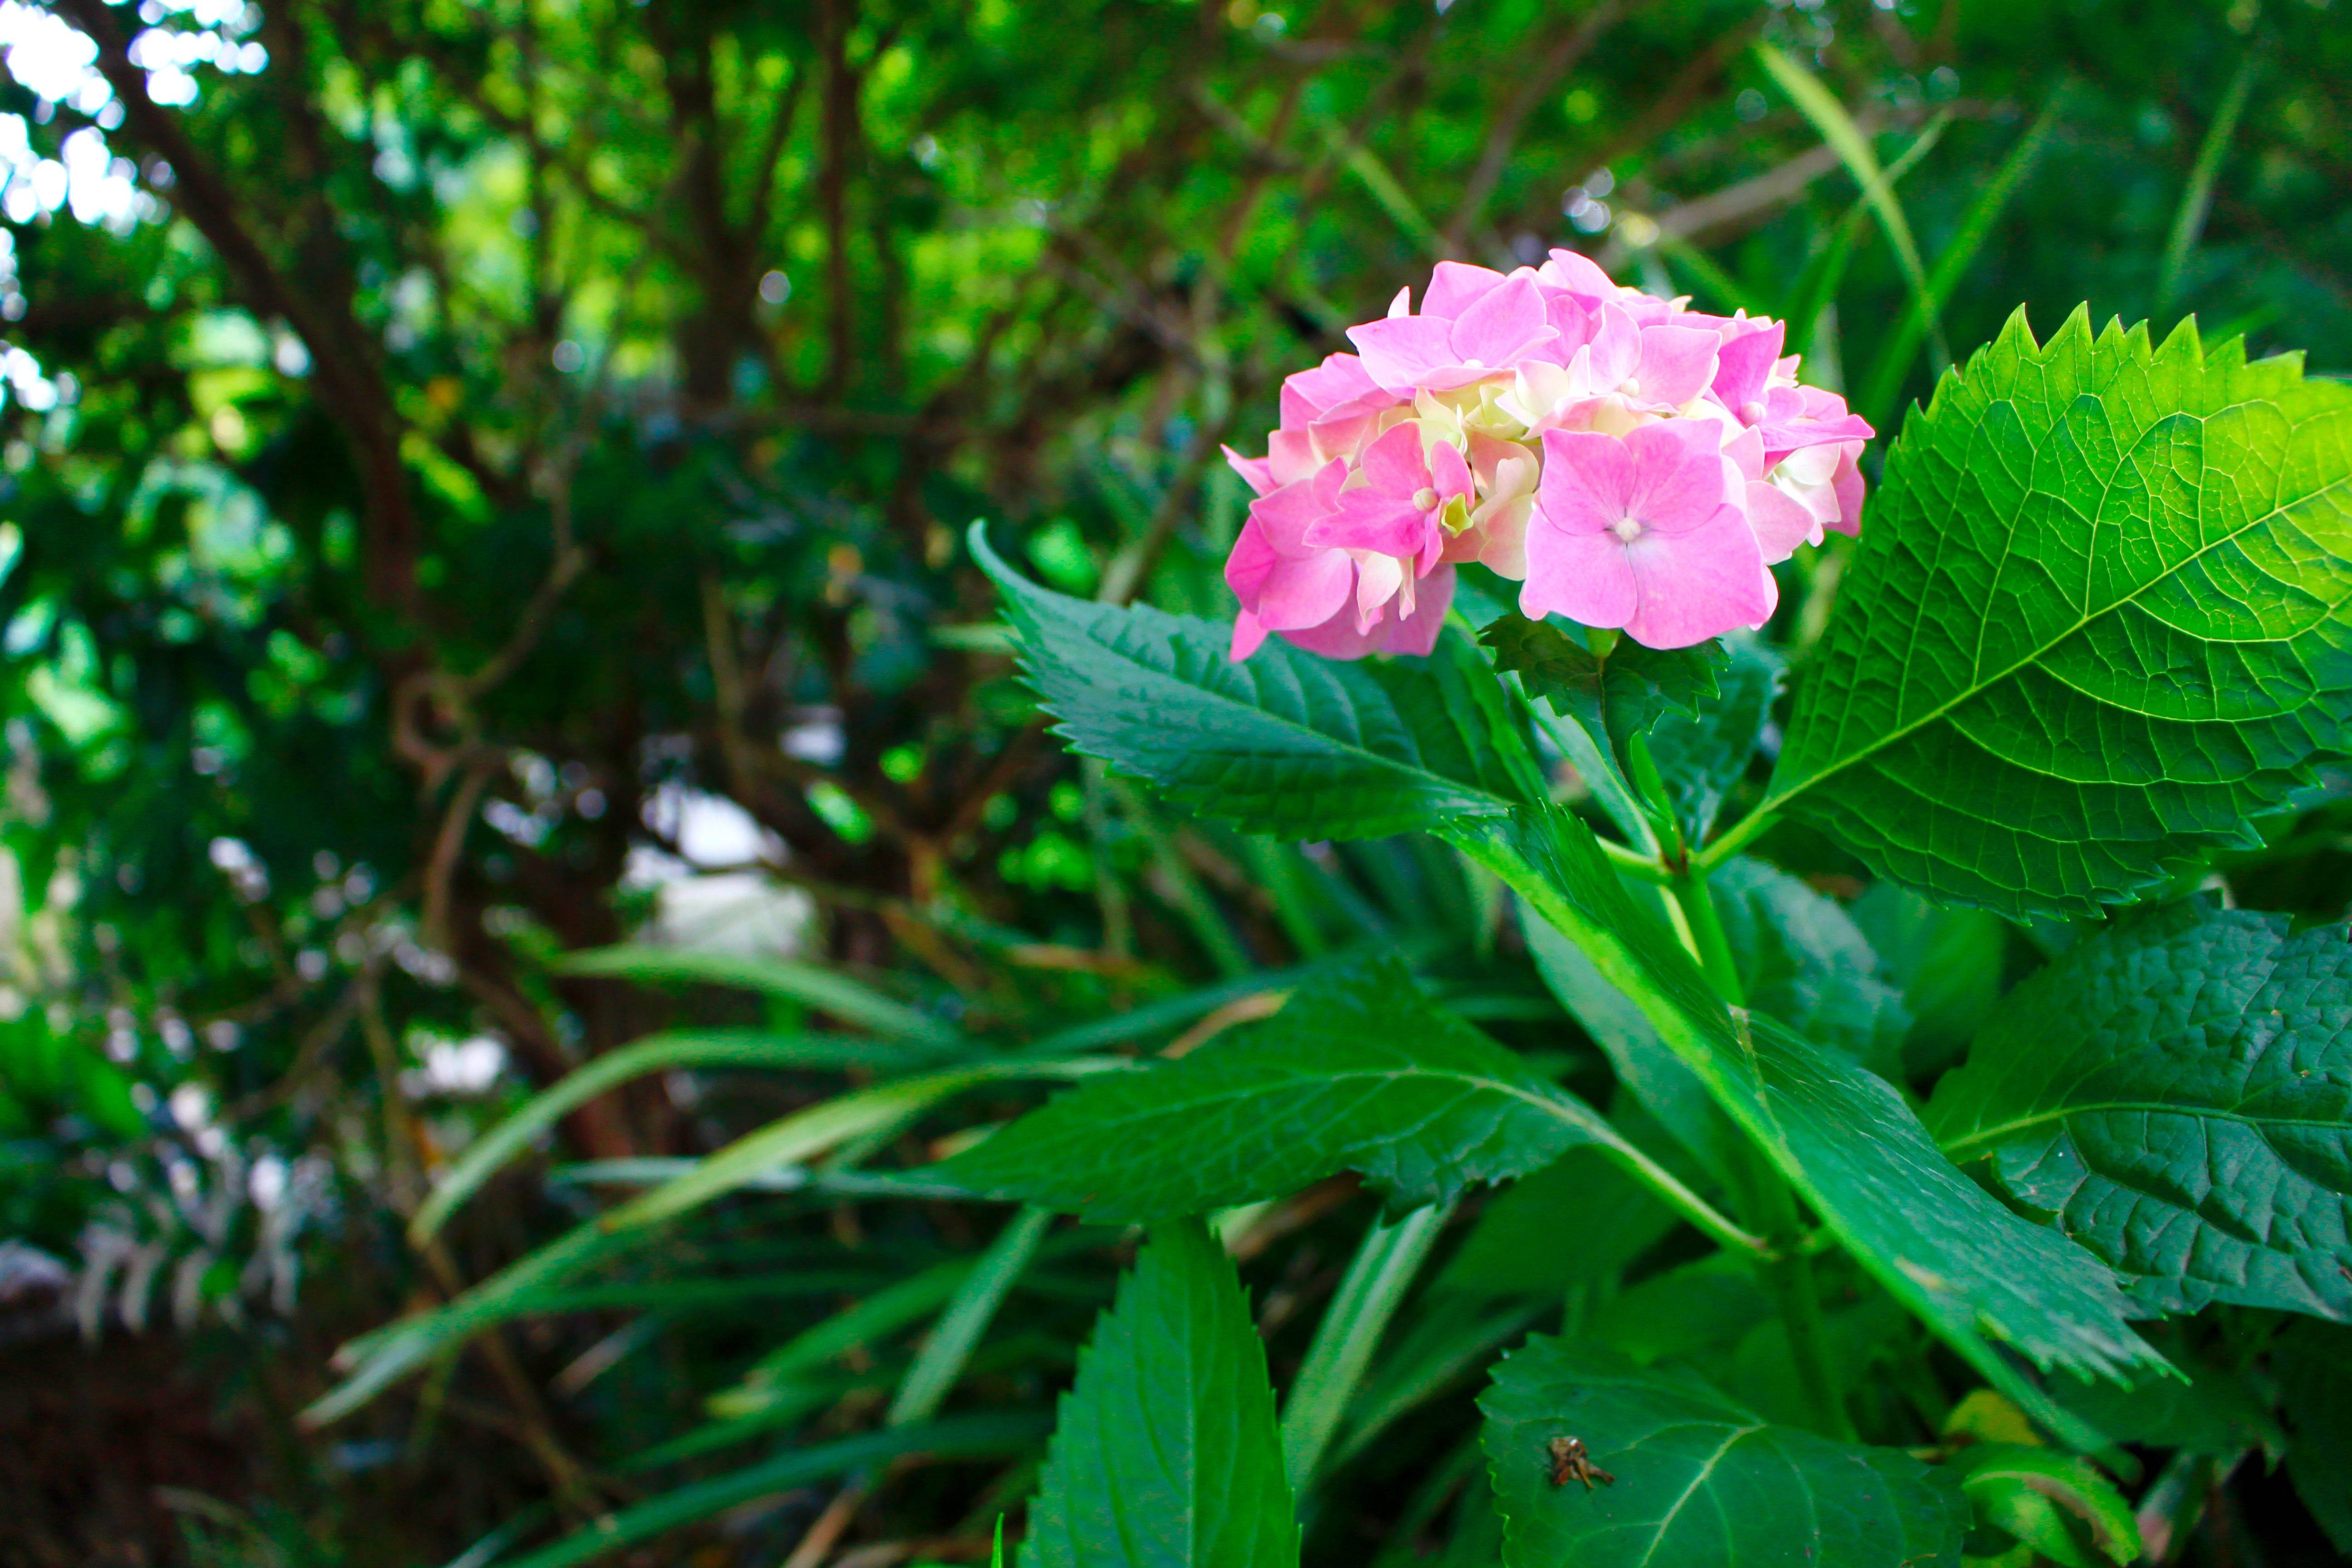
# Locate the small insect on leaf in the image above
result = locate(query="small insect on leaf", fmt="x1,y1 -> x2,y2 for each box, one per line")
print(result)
1548,1435 -> 1616,1490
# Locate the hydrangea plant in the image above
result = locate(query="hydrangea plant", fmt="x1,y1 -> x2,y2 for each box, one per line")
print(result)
960,255 -> 2352,1566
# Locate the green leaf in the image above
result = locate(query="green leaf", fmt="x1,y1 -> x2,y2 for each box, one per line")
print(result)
1454,807 -> 2168,1438
1282,1203 -> 1452,1489
1949,1444 -> 2139,1568
1481,612 -> 1725,772
1479,1337 -> 1967,1568
2276,1321 -> 2352,1552
974,523 -> 1531,840
1023,1219 -> 1297,1568
1848,884 -> 2008,1077
942,956 -> 1612,1222
1436,1145 -> 1677,1299
1643,633 -> 1783,845
1929,900 -> 2352,1318
2051,1348 -> 2283,1457
1761,310 -> 2352,917
1711,858 -> 1911,1077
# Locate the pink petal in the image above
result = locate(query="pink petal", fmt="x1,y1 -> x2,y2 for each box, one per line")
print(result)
1630,325 -> 1721,407
1353,421 -> 1432,496
1583,304 -> 1641,390
1248,458 -> 1347,555
1255,548 -> 1357,631
1231,608 -> 1269,661
1520,524 -> 1638,629
1535,428 -> 1637,536
1622,421 -> 1731,533
1446,274 -> 1557,371
1423,261 -> 1510,318
1225,515 -> 1279,602
1280,353 -> 1384,428
1276,604 -> 1387,661
1352,552 -> 1405,631
1745,478 -> 1824,564
1267,428 -> 1321,487
1347,316 -> 1458,393
1222,444 -> 1276,497
1540,248 -> 1618,298
1306,493 -> 1429,558
1429,438 -> 1472,502
1829,444 -> 1866,536
1621,505 -> 1774,648
1710,318 -> 1785,417
1377,566 -> 1455,656
1385,285 -> 1413,319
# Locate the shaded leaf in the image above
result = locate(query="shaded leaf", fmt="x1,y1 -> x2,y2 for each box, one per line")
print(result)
1928,900 -> 2352,1318
1848,884 -> 2009,1077
1644,633 -> 1784,844
1711,858 -> 1911,1076
1437,1146 -> 1677,1298
941,955 -> 1612,1221
2276,1321 -> 2352,1552
1765,310 -> 2352,916
1482,612 -> 1724,772
975,524 -> 1534,840
1024,1219 -> 1297,1568
1950,1444 -> 2139,1568
1479,1337 -> 1966,1568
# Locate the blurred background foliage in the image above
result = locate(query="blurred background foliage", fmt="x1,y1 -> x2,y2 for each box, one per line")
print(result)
0,0 -> 2347,1562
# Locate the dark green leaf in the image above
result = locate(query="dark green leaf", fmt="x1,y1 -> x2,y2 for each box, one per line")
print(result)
1024,1220 -> 1297,1568
941,955 -> 1611,1221
1711,858 -> 1911,1077
1765,310 -> 2352,916
1645,633 -> 1784,844
1587,1255 -> 1775,1367
2276,1321 -> 2352,1551
2051,1348 -> 2283,1457
975,524 -> 1532,840
1848,884 -> 2008,1077
1479,1338 -> 1967,1568
1481,612 -> 1725,768
1436,1146 -> 1677,1298
1928,900 -> 2352,1318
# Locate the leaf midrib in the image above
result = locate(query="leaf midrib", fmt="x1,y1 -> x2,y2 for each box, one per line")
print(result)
1762,394 -> 2352,821
1939,1098 -> 2352,1161
1047,605 -> 1515,815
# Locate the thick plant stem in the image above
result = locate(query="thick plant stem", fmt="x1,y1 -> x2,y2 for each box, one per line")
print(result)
1668,855 -> 1852,1440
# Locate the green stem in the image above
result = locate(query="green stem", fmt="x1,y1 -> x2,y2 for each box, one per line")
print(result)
1668,866 -> 1744,1007
1748,1152 -> 1854,1441
1693,804 -> 1779,873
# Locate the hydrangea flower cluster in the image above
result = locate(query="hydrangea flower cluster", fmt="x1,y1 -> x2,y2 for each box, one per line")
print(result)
1222,252 -> 1873,657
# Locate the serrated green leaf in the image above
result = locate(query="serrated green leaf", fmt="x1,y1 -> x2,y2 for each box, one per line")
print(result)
1712,858 -> 1911,1077
1482,612 -> 1725,769
1023,1219 -> 1297,1568
1479,1337 -> 1967,1568
1951,1444 -> 2138,1568
973,523 -> 1531,840
941,955 -> 1617,1222
1453,807 -> 2167,1435
1763,310 -> 2352,917
1929,900 -> 2352,1318
1644,633 -> 1784,844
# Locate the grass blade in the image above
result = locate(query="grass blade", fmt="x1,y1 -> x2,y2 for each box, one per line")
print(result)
552,944 -> 962,1051
410,1030 -> 915,1247
1780,113 -> 1951,363
1279,1201 -> 1453,1491
887,1206 -> 1054,1426
1858,99 -> 2063,428
2155,53 -> 2260,319
1758,44 -> 1950,377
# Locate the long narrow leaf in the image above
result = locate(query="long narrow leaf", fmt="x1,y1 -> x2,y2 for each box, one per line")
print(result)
1781,113 -> 1951,361
472,1413 -> 1050,1568
1758,44 -> 1950,376
2155,53 -> 2260,318
1280,1202 -> 1453,1490
887,1206 -> 1054,1426
1858,99 -> 2061,427
552,944 -> 963,1051
411,1030 -> 913,1246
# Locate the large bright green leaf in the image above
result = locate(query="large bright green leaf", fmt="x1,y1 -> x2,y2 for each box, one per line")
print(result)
1761,311 -> 2352,917
1453,807 -> 2167,1437
941,955 -> 1666,1224
1928,901 -> 2352,1318
1479,1337 -> 1967,1568
974,523 -> 1534,840
1024,1219 -> 1297,1568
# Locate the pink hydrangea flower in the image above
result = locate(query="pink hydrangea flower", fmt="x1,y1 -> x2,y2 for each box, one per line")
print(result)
1521,422 -> 1775,649
1219,252 -> 1874,660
